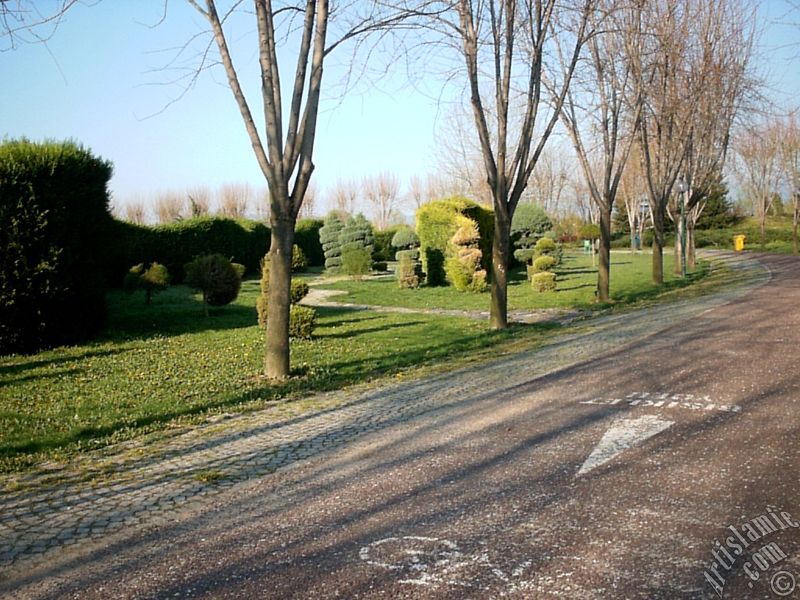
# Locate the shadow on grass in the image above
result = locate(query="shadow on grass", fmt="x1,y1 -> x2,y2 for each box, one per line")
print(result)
103,286 -> 259,342
0,312 -> 543,462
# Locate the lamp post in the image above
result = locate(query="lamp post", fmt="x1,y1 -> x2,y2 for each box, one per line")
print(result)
639,199 -> 650,251
676,177 -> 688,278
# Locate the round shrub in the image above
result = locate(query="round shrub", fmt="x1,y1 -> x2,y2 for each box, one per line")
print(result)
534,237 -> 557,254
513,248 -> 535,265
391,226 -> 420,250
397,254 -> 421,289
124,262 -> 170,304
289,305 -> 316,339
184,254 -> 242,315
532,255 -> 556,273
290,280 -> 310,304
531,271 -> 557,292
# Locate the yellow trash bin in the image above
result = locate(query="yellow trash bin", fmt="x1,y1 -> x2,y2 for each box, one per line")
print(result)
733,234 -> 746,252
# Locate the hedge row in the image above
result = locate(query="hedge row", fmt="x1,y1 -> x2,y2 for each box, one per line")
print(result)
0,139 -> 114,354
107,217 -> 270,284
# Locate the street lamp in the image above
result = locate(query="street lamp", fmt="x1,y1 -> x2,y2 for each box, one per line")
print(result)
676,176 -> 688,278
638,199 -> 650,251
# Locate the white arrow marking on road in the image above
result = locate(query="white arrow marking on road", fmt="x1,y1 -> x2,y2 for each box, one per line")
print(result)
577,415 -> 674,476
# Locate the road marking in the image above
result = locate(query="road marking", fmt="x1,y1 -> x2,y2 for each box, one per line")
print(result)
580,391 -> 741,413
577,415 -> 674,476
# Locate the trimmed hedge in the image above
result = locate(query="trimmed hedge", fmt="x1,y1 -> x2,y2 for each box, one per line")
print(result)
416,197 -> 493,286
109,217 -> 269,285
294,218 -> 324,266
0,139 -> 114,354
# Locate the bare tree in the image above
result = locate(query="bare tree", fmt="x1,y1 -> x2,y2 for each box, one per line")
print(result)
779,113 -> 800,253
298,179 -> 318,219
330,178 -> 359,215
527,148 -> 570,215
154,191 -> 185,223
190,1 -> 409,378
407,174 -> 425,209
558,0 -> 639,302
187,186 -> 212,217
125,200 -> 148,225
218,182 -> 251,219
363,171 -> 400,230
0,0 -> 80,50
733,121 -> 783,248
408,0 -> 595,328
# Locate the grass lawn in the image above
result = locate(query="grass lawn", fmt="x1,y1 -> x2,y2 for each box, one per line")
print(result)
0,280 -> 554,473
0,251 -> 716,474
322,251 -> 705,311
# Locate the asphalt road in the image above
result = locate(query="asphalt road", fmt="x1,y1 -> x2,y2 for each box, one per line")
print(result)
3,254 -> 799,599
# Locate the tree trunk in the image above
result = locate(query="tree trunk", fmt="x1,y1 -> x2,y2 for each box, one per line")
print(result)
674,220 -> 682,276
651,208 -> 665,284
265,216 -> 296,379
760,214 -> 766,249
490,207 -> 511,330
687,223 -> 697,270
598,207 -> 612,302
793,200 -> 799,255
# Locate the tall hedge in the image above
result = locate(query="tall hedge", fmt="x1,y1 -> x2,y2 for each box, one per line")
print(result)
294,218 -> 324,267
0,139 -> 114,354
108,217 -> 270,284
416,197 -> 493,286
319,212 -> 345,272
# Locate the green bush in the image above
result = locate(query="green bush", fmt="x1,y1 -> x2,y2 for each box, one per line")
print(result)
294,218 -> 324,266
444,222 -> 487,292
531,271 -> 557,292
391,226 -> 420,251
373,261 -> 388,272
0,139 -> 114,353
397,254 -> 422,289
339,214 -> 374,254
289,305 -> 316,339
124,262 -> 170,304
319,212 -> 345,272
511,203 -> 552,262
184,254 -> 242,315
513,248 -> 535,265
291,244 -> 307,272
534,237 -> 557,253
341,245 -> 372,280
395,248 -> 420,262
416,197 -> 493,286
290,279 -> 310,304
532,255 -> 556,273
109,217 -> 269,285
231,262 -> 246,279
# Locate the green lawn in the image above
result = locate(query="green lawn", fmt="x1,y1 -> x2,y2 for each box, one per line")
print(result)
0,252 -> 715,473
323,251 -> 704,311
0,280 -> 553,472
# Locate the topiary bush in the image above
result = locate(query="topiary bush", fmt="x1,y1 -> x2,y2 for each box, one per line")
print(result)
511,203 -> 553,266
339,214 -> 374,254
397,253 -> 422,289
290,279 -> 310,304
291,244 -> 307,272
391,226 -> 420,257
532,255 -> 556,273
373,225 -> 402,263
0,139 -> 114,354
444,221 -> 488,292
184,254 -> 242,316
124,262 -> 170,304
319,212 -> 345,272
289,305 -> 316,339
531,271 -> 557,292
416,197 -> 493,286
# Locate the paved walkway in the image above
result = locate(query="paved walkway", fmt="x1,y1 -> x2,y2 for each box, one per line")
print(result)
0,251 -> 769,579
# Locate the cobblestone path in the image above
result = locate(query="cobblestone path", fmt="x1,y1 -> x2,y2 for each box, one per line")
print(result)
0,252 -> 768,576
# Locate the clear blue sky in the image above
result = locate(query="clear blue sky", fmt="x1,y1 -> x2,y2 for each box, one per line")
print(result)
2,1 -> 798,217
